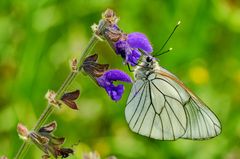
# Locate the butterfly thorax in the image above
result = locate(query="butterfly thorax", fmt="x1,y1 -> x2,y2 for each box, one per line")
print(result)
134,57 -> 160,81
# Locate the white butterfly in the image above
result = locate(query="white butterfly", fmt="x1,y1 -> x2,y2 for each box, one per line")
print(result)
125,55 -> 221,140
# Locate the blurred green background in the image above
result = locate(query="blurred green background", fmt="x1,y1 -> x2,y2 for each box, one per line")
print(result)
0,0 -> 240,158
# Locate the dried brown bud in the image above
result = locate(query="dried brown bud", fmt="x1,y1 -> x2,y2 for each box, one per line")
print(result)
56,148 -> 74,158
60,90 -> 80,110
45,90 -> 61,107
108,156 -> 117,159
0,156 -> 8,159
42,154 -> 50,159
104,27 -> 123,42
71,58 -> 78,72
28,121 -> 74,158
82,54 -> 109,78
39,121 -> 57,133
29,131 -> 49,145
17,123 -> 29,140
83,151 -> 100,159
102,9 -> 118,25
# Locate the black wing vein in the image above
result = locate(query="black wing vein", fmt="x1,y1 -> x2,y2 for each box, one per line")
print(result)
127,82 -> 146,105
129,84 -> 147,125
133,86 -> 148,129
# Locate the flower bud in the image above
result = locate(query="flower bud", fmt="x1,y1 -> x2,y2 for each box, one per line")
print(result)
17,123 -> 29,141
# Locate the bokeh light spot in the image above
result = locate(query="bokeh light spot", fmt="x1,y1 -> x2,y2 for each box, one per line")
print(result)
189,66 -> 209,85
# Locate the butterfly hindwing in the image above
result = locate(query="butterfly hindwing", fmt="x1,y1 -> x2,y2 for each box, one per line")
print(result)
158,66 -> 221,139
181,97 -> 221,139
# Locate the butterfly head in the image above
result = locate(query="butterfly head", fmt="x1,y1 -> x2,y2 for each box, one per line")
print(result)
141,55 -> 157,67
146,56 -> 153,63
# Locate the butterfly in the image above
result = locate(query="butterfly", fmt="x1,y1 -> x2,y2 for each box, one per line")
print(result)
125,55 -> 221,140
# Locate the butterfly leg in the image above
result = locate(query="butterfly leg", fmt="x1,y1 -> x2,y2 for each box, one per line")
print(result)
127,64 -> 134,72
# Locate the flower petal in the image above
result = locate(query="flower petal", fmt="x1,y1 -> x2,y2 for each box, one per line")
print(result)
127,32 -> 153,53
106,84 -> 124,101
113,24 -> 120,31
103,69 -> 132,83
115,40 -> 131,59
127,49 -> 141,66
96,70 -> 132,101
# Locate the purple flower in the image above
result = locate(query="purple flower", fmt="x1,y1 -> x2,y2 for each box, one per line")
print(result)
96,70 -> 132,101
115,32 -> 153,66
127,33 -> 153,53
83,54 -> 132,101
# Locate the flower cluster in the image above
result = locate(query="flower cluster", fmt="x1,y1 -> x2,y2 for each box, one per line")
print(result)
82,54 -> 132,101
83,9 -> 153,101
101,13 -> 153,66
115,32 -> 153,66
96,69 -> 132,101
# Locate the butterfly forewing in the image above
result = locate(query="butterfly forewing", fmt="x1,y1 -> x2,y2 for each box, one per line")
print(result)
125,61 -> 221,140
126,71 -> 188,140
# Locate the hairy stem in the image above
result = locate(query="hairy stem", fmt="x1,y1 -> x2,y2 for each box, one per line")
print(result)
15,20 -> 107,159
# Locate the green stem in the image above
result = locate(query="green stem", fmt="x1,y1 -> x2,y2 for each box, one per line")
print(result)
15,20 -> 107,159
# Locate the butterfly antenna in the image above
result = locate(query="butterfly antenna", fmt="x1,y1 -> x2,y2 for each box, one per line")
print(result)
154,21 -> 181,57
157,47 -> 173,56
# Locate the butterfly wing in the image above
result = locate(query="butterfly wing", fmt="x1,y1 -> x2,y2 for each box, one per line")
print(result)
157,67 -> 221,139
125,76 -> 187,140
125,66 -> 221,140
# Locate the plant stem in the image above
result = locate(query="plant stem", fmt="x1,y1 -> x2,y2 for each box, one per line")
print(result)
15,20 -> 107,159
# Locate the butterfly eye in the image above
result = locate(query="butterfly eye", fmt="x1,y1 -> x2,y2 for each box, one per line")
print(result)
146,56 -> 152,62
